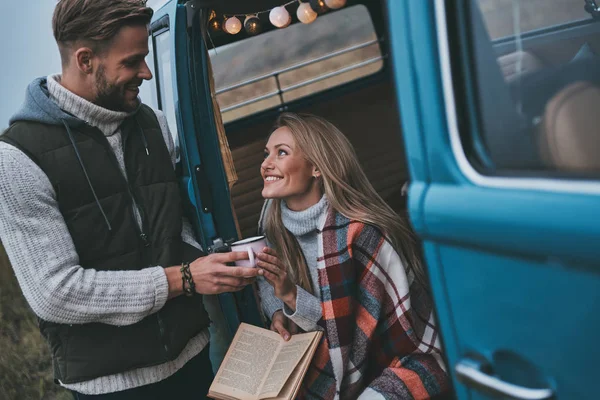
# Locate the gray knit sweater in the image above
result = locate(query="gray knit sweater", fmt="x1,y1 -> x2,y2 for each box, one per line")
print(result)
0,75 -> 209,395
257,196 -> 328,332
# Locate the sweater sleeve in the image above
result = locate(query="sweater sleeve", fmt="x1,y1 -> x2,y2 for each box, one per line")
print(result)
256,276 -> 284,320
0,143 -> 169,326
283,285 -> 323,332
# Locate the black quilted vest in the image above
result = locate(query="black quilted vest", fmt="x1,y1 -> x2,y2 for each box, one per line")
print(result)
1,105 -> 210,384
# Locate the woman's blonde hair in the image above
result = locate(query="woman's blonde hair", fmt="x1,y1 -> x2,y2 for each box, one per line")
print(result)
262,113 -> 425,292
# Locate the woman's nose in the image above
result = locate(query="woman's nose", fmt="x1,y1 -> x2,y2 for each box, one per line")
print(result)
261,155 -> 273,170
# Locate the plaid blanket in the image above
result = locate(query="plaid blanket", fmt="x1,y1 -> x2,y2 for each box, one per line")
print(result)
300,208 -> 448,399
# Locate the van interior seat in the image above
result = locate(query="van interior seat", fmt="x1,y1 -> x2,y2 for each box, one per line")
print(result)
470,0 -> 599,170
470,1 -> 542,168
538,80 -> 600,171
497,50 -> 545,82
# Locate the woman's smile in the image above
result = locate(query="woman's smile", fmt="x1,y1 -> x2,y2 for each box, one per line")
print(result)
264,175 -> 283,183
260,127 -> 322,210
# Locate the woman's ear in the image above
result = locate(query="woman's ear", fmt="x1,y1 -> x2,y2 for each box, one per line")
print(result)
312,166 -> 321,179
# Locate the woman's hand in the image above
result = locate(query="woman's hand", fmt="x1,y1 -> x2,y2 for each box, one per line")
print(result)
257,247 -> 297,310
270,310 -> 299,341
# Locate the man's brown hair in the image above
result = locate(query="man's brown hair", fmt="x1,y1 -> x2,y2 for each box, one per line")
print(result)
52,0 -> 153,63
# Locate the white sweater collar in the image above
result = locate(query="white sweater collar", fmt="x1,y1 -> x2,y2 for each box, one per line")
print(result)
47,74 -> 133,137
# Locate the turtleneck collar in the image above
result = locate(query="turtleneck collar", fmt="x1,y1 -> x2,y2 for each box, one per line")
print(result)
47,74 -> 134,137
281,195 -> 329,237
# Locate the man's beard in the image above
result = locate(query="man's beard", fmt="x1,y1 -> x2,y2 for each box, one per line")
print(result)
94,65 -> 140,112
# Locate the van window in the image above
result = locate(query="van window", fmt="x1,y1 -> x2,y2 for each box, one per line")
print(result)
154,30 -> 179,145
210,5 -> 383,124
450,0 -> 600,177
478,0 -> 590,39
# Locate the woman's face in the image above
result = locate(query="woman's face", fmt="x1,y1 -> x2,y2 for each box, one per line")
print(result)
261,127 -> 322,210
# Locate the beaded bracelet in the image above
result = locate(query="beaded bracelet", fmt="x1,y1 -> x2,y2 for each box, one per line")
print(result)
180,262 -> 196,297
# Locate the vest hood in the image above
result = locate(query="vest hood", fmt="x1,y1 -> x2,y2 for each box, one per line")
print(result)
9,77 -> 84,128
6,77 -> 149,232
8,77 -> 142,127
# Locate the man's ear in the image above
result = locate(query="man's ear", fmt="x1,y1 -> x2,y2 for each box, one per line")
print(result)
74,47 -> 95,74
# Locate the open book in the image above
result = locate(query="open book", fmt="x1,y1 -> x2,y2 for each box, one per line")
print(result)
208,323 -> 323,400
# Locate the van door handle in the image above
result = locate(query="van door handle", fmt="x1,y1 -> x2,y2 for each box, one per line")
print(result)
455,358 -> 554,400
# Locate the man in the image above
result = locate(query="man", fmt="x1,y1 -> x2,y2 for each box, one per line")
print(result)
0,0 -> 258,398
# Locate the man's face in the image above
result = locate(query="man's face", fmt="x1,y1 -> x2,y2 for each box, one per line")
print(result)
93,25 -> 152,112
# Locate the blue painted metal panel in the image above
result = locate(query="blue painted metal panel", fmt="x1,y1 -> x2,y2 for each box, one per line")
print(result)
173,8 -> 217,246
387,1 -> 470,398
181,4 -> 264,350
423,185 -> 600,266
439,244 -> 598,399
386,0 -> 430,185
420,240 -> 469,400
172,5 -> 237,371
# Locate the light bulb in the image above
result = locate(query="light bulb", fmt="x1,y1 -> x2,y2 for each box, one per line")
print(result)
269,6 -> 290,28
244,16 -> 262,35
324,0 -> 346,10
310,0 -> 329,14
297,2 -> 317,24
208,17 -> 222,33
224,16 -> 242,34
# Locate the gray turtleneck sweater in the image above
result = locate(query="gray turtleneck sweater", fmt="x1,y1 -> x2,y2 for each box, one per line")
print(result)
0,75 -> 209,394
257,196 -> 329,332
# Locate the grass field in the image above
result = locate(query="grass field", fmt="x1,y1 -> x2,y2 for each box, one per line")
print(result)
0,245 -> 71,399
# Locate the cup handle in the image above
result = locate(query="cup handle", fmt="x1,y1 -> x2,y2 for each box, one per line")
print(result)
247,247 -> 255,267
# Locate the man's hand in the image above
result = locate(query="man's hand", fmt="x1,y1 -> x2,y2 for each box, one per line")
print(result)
166,251 -> 259,298
270,310 -> 299,341
191,251 -> 259,295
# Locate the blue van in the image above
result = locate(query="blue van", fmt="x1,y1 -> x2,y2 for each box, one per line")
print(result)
143,0 -> 600,398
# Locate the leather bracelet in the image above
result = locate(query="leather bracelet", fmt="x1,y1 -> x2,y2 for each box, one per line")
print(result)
180,261 -> 195,297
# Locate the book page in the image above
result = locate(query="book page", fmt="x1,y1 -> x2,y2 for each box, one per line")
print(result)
265,331 -> 323,400
259,335 -> 314,398
265,356 -> 305,400
210,324 -> 283,400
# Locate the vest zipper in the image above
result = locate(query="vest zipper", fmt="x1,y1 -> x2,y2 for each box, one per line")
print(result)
118,124 -> 151,248
86,124 -> 150,247
119,122 -> 169,357
126,186 -> 150,248
80,122 -> 172,363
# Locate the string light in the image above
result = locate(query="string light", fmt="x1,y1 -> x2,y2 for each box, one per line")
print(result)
324,0 -> 346,9
297,1 -> 317,24
281,13 -> 293,28
244,15 -> 262,35
208,16 -> 222,33
212,0 -> 347,35
269,6 -> 291,28
223,16 -> 242,34
310,0 -> 329,14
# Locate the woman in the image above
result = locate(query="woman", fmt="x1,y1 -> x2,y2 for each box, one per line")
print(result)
255,113 -> 448,399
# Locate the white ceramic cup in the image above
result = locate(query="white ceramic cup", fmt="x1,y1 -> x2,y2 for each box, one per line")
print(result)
230,236 -> 267,267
